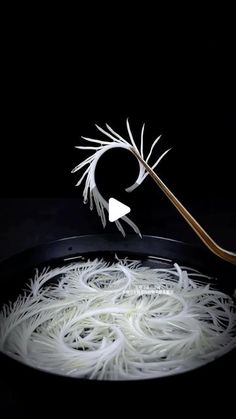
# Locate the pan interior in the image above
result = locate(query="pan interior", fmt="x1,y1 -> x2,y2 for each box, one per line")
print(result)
0,243 -> 235,381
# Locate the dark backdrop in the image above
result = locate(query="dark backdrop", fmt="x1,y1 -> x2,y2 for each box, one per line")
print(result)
1,32 -> 235,257
1,32 -> 235,199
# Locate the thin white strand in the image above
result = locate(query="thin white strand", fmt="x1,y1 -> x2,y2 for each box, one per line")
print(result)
126,118 -> 139,152
81,136 -> 111,145
76,146 -> 103,150
146,135 -> 162,163
140,123 -> 145,158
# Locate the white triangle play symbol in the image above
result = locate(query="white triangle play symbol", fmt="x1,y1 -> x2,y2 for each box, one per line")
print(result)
108,198 -> 131,222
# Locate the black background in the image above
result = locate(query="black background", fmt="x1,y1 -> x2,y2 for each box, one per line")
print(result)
1,27 -> 235,256
1,28 -> 235,201
0,15 -> 236,417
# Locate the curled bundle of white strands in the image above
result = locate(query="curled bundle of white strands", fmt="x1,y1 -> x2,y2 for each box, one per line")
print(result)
72,119 -> 171,236
0,258 -> 235,380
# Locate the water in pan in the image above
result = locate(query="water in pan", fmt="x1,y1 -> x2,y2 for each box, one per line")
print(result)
0,254 -> 235,380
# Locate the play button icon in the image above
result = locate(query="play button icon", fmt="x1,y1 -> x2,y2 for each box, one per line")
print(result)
108,198 -> 131,222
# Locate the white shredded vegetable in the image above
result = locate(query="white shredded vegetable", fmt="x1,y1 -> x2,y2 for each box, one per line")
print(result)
72,119 -> 171,236
0,258 -> 235,380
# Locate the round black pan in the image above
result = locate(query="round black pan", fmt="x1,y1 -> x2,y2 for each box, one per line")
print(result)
0,234 -> 235,412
